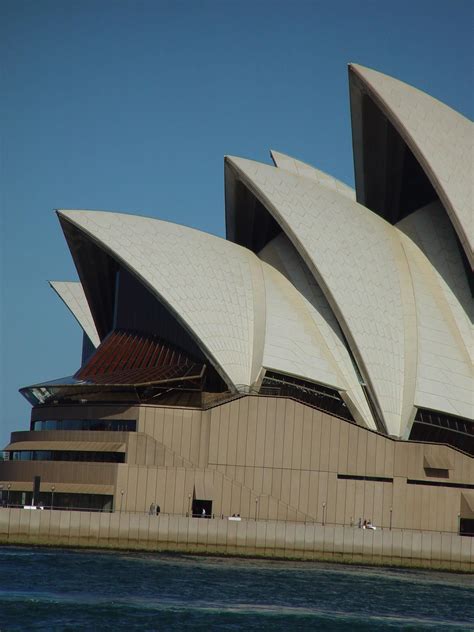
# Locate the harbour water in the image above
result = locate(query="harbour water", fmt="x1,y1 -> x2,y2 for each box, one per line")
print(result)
0,546 -> 473,630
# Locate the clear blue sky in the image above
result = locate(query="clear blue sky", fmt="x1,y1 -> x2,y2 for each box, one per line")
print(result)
1,0 -> 472,446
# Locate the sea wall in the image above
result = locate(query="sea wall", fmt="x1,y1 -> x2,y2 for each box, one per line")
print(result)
0,508 -> 472,571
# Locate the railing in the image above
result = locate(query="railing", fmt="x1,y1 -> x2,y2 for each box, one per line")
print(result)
203,389 -> 358,426
201,390 -> 247,410
1,505 -> 471,537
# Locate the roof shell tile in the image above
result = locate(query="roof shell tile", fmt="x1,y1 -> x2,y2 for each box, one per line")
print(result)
270,150 -> 356,201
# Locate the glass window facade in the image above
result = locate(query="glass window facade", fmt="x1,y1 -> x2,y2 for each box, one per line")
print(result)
31,419 -> 136,432
260,371 -> 355,423
409,409 -> 474,456
1,490 -> 113,512
9,450 -> 125,463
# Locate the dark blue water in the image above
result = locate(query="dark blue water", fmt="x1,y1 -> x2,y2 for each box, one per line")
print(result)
0,547 -> 473,630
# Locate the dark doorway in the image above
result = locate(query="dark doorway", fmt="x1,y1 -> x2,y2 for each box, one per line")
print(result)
192,499 -> 212,518
460,518 -> 474,537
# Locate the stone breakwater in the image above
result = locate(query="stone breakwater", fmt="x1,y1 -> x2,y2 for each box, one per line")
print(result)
0,508 -> 472,572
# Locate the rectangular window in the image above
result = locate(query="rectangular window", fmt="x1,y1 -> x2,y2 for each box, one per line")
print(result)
337,474 -> 393,483
407,479 -> 474,490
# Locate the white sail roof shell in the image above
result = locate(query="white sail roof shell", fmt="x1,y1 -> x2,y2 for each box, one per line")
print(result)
396,203 -> 473,424
226,156 -> 419,437
259,234 -> 375,429
58,210 -> 366,403
261,261 -> 344,390
58,210 -> 266,391
50,281 -> 100,348
350,64 -> 473,268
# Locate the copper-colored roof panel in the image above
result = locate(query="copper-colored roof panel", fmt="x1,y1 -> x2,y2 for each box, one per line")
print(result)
74,329 -> 204,386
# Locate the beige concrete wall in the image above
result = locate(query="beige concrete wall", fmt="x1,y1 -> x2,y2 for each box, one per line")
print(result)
113,464 -> 308,521
0,508 -> 471,572
5,396 -> 472,534
108,395 -> 472,531
137,405 -> 206,466
203,397 -> 472,532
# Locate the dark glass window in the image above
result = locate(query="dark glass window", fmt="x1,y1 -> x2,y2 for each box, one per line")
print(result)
31,419 -> 136,432
1,490 -> 113,512
9,450 -> 124,463
337,474 -> 393,483
460,518 -> 474,537
409,409 -> 474,456
260,371 -> 354,423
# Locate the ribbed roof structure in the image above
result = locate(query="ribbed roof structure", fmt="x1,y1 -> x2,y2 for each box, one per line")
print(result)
75,329 -> 205,386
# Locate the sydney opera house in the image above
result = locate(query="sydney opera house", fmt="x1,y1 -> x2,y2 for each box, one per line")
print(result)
1,64 -> 473,536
